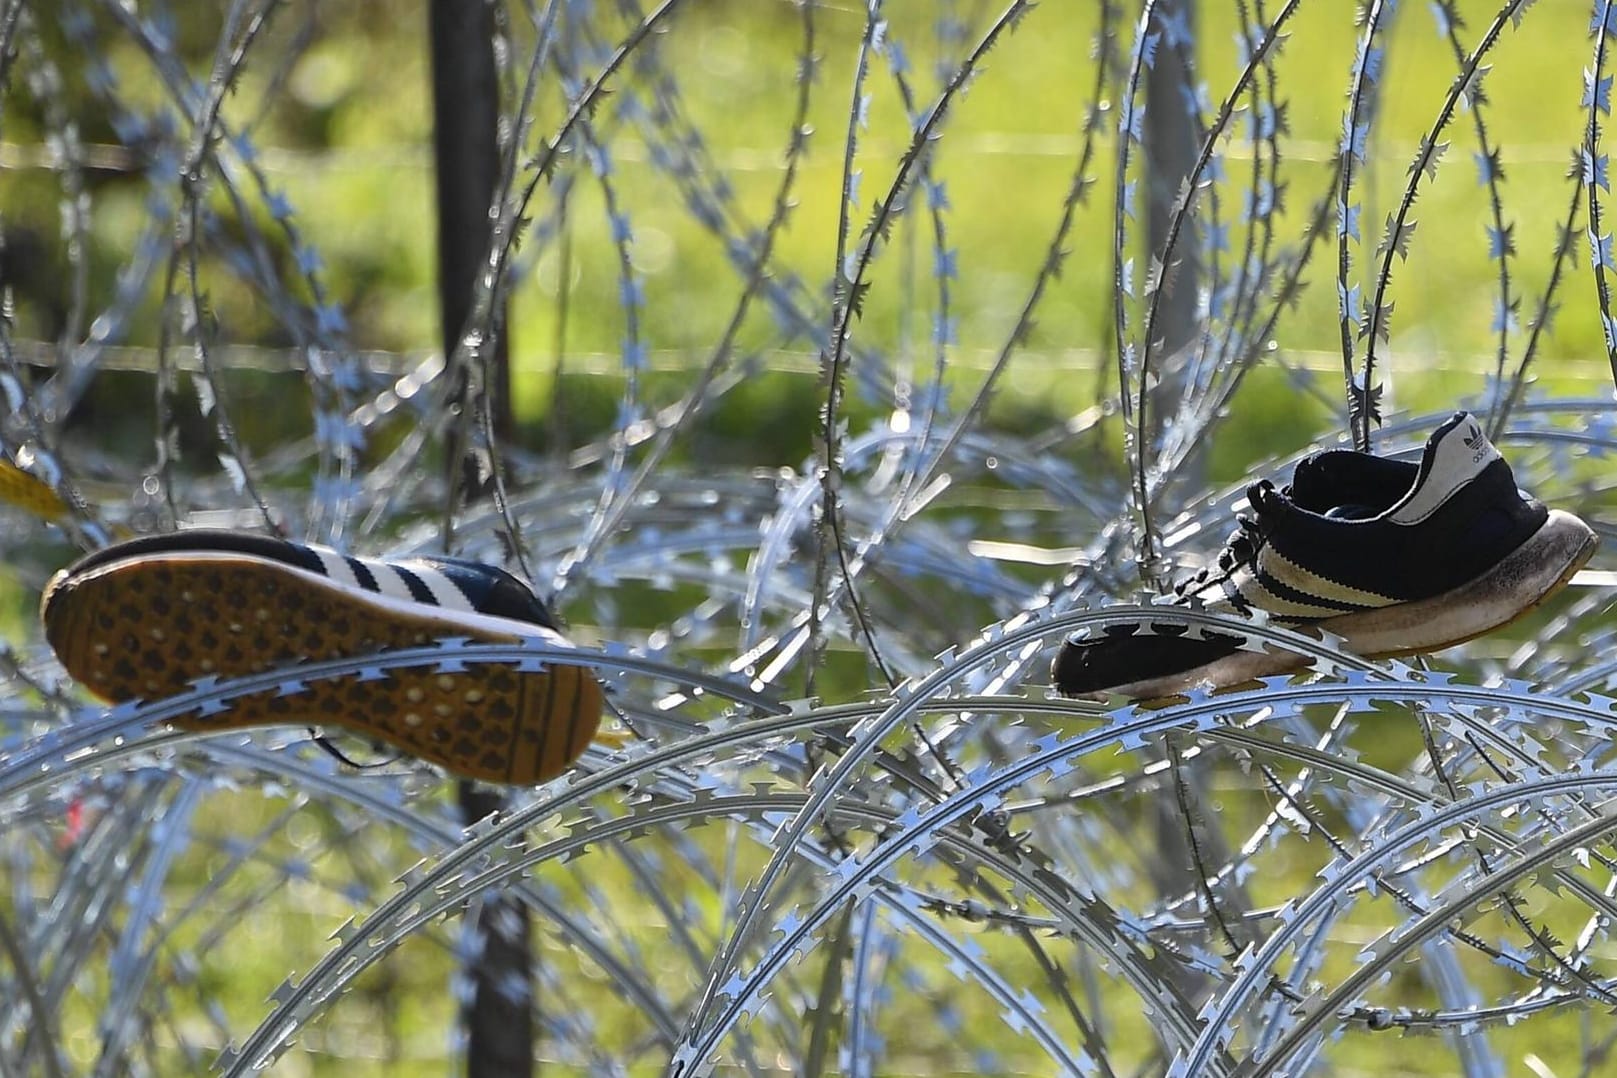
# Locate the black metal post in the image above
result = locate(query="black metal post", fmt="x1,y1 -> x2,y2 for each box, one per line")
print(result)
428,2 -> 531,1076
1146,0 -> 1200,409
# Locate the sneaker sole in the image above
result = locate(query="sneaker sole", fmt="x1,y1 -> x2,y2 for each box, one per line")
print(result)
41,551 -> 603,784
1100,509 -> 1599,701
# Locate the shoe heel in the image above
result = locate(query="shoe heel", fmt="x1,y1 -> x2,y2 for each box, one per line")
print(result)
1327,508 -> 1598,659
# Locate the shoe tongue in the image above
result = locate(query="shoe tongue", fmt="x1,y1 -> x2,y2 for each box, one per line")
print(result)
1387,412 -> 1501,524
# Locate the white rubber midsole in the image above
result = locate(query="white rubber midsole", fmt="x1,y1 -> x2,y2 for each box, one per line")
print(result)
1108,509 -> 1599,700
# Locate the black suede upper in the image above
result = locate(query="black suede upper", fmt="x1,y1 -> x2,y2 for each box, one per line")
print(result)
1261,456 -> 1545,603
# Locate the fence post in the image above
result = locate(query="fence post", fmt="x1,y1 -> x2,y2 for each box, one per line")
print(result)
1146,0 -> 1199,427
1142,0 -> 1253,968
428,2 -> 531,1076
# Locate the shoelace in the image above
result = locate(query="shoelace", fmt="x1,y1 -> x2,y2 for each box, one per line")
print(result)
1172,479 -> 1286,605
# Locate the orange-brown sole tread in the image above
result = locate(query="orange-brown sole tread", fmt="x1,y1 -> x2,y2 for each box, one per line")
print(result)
42,554 -> 602,784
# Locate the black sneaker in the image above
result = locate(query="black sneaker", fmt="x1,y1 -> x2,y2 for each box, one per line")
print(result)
40,530 -> 603,784
1053,413 -> 1598,699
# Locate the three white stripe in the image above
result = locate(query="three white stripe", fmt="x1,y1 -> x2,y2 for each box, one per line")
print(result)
309,546 -> 476,614
1227,568 -> 1363,620
1257,549 -> 1398,608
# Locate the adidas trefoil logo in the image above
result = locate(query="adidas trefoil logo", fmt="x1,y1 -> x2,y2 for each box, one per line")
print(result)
1463,421 -> 1487,462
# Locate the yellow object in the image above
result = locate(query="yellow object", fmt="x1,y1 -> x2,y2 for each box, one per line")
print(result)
0,460 -> 72,523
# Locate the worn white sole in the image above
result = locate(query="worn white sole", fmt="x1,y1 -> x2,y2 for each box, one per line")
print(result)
1102,509 -> 1599,701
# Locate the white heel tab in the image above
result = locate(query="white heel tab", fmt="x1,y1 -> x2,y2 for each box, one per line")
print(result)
1387,413 -> 1501,524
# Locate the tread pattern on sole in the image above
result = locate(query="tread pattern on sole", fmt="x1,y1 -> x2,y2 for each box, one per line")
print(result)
42,554 -> 602,785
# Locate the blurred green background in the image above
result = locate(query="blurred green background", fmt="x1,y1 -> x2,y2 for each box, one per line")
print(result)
5,0 -> 1611,486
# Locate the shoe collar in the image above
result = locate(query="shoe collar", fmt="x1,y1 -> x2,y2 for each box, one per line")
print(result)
1287,448 -> 1416,515
1282,412 -> 1499,526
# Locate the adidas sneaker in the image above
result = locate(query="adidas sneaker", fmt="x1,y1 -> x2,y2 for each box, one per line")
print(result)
1053,413 -> 1598,699
40,530 -> 603,784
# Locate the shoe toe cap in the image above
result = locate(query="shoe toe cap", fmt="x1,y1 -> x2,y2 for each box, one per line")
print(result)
1051,624 -> 1139,696
1052,620 -> 1246,699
